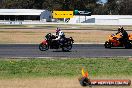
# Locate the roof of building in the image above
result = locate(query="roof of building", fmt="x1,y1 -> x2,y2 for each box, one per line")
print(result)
0,9 -> 45,15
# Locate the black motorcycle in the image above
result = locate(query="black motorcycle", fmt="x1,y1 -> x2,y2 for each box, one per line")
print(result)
39,33 -> 74,51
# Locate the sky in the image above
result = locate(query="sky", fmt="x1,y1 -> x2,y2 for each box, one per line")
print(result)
101,0 -> 107,3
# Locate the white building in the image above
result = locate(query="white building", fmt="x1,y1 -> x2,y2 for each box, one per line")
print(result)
0,9 -> 52,22
68,15 -> 132,25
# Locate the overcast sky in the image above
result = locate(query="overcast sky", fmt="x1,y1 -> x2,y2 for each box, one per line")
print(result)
101,0 -> 107,3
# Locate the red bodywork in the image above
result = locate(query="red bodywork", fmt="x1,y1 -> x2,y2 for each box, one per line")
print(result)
41,40 -> 48,45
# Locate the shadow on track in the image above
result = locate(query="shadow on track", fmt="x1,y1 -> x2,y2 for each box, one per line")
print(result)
52,50 -> 72,52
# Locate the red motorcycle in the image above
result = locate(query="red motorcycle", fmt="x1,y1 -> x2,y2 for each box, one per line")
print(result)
39,33 -> 74,51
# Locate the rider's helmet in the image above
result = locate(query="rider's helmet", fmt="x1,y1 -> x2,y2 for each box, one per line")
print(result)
56,27 -> 61,35
120,26 -> 124,33
118,26 -> 123,33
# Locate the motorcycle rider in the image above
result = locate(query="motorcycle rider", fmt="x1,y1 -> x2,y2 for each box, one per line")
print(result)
53,28 -> 65,46
117,26 -> 129,45
116,27 -> 122,34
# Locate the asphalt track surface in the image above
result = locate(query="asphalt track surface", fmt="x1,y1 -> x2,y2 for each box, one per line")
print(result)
0,44 -> 132,58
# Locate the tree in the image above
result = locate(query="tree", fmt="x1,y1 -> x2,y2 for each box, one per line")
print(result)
106,0 -> 132,15
1,0 -> 35,9
2,0 -> 127,15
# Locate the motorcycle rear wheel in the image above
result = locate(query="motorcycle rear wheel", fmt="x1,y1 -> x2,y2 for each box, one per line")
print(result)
104,41 -> 111,48
39,43 -> 49,51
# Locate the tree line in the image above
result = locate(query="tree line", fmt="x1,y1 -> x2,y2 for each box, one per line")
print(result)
0,0 -> 132,15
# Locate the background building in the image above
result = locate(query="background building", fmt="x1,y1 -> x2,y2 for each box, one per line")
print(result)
0,9 -> 52,21
68,15 -> 132,25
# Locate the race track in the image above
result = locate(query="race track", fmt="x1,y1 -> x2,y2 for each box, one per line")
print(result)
0,44 -> 132,58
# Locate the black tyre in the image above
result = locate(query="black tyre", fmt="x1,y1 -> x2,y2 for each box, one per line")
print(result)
125,42 -> 131,49
62,44 -> 72,51
104,41 -> 111,48
129,41 -> 132,47
39,43 -> 49,51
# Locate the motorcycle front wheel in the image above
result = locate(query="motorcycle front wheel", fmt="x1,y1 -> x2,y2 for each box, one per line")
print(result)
124,42 -> 131,49
62,43 -> 72,51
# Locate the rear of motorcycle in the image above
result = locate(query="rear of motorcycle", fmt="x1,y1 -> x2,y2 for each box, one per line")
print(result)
39,40 -> 49,51
104,41 -> 112,48
104,34 -> 115,48
104,37 -> 121,48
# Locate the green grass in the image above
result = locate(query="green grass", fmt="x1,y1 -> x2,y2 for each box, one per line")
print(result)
0,58 -> 132,79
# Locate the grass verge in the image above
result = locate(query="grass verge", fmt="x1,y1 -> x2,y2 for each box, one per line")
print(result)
0,29 -> 116,43
0,25 -> 132,43
0,58 -> 131,79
